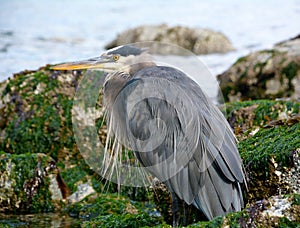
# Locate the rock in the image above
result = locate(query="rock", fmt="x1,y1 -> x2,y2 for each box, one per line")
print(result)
262,196 -> 292,218
68,183 -> 96,204
225,100 -> 300,202
66,193 -> 162,227
188,194 -> 300,227
218,34 -> 300,102
1,66 -> 299,225
0,67 -> 88,165
0,152 -> 70,213
105,24 -> 234,55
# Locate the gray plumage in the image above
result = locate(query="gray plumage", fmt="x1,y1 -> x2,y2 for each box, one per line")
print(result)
104,64 -> 245,221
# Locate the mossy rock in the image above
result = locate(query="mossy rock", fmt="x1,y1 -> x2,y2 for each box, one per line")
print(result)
224,99 -> 300,202
0,67 -> 84,163
1,65 -> 299,226
82,213 -> 162,228
0,67 -> 109,214
65,193 -> 162,227
0,67 -> 108,170
185,194 -> 300,227
0,152 -> 69,213
217,36 -> 300,102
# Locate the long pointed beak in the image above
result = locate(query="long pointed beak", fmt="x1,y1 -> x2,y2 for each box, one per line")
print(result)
51,56 -> 111,70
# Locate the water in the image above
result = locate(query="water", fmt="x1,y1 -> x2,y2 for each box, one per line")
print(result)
0,0 -> 299,94
0,213 -> 81,227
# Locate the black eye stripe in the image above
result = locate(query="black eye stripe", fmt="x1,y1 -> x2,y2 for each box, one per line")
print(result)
107,45 -> 142,57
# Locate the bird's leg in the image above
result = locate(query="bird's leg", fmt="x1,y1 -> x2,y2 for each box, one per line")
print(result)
171,192 -> 181,227
183,202 -> 190,226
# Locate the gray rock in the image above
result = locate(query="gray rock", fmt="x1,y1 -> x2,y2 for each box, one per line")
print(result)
217,34 -> 300,102
68,183 -> 96,204
262,196 -> 292,219
105,24 -> 234,55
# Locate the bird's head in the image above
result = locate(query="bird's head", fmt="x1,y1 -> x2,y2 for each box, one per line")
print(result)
52,45 -> 154,74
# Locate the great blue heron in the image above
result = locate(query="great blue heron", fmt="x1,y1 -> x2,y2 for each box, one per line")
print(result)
52,45 -> 246,226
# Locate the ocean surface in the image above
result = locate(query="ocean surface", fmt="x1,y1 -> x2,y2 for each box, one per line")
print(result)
0,0 -> 300,99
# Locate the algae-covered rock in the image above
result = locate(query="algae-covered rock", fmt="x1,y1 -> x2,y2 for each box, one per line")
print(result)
0,68 -> 83,163
0,67 -> 155,223
0,67 -> 108,168
66,193 -> 162,227
0,67 -> 105,214
218,35 -> 300,102
0,65 -> 299,226
0,152 -> 69,213
186,194 -> 300,227
224,100 -> 300,202
105,24 -> 234,55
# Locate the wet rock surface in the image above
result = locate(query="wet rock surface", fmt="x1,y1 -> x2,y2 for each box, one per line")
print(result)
0,67 -> 299,226
0,152 -> 69,213
218,34 -> 300,102
105,24 -> 235,55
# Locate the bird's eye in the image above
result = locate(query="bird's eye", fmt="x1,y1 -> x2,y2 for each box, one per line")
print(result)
113,55 -> 119,61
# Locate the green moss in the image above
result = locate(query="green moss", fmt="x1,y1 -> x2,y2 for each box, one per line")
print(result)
239,123 -> 300,170
292,194 -> 300,206
30,176 -> 54,212
239,67 -> 249,80
254,61 -> 267,75
282,61 -> 299,89
224,211 -> 250,228
1,82 -> 11,97
82,213 -> 162,228
238,122 -> 300,202
67,193 -> 130,218
233,56 -> 247,66
66,192 -> 162,227
4,103 -> 61,159
60,164 -> 90,193
278,217 -> 300,228
0,69 -> 80,163
282,61 -> 299,81
187,216 -> 223,227
223,100 -> 300,201
258,49 -> 280,55
185,211 -> 249,228
62,185 -> 163,226
0,153 -> 55,213
225,99 -> 300,127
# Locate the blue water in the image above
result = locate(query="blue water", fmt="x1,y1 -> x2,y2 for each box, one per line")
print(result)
0,0 -> 299,97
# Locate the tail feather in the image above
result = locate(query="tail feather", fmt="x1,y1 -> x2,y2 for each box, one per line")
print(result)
193,163 -> 244,220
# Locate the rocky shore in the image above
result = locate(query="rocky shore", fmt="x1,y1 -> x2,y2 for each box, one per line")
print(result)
0,27 -> 299,227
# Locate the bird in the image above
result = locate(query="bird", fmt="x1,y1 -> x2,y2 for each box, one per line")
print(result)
52,44 -> 246,227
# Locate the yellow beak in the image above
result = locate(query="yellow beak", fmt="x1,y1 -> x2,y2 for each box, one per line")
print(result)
51,56 -> 111,70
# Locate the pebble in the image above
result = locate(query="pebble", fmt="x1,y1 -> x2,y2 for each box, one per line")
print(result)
68,183 -> 96,204
262,196 -> 291,218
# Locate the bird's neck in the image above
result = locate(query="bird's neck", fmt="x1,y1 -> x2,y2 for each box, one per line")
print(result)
103,61 -> 156,113
128,61 -> 156,75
